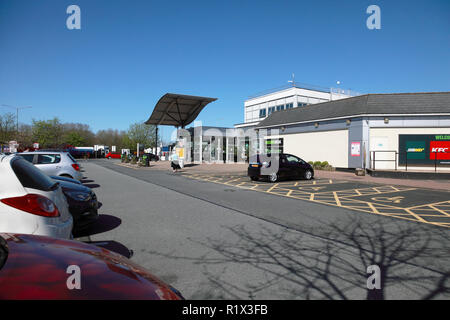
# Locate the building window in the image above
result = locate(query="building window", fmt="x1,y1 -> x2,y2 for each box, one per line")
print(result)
259,108 -> 267,118
268,106 -> 276,115
286,103 -> 293,109
276,105 -> 285,111
297,102 -> 307,107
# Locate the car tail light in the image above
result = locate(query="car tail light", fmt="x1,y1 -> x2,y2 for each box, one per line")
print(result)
72,163 -> 80,171
1,194 -> 60,217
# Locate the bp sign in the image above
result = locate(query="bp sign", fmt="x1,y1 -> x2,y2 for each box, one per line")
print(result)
399,134 -> 450,165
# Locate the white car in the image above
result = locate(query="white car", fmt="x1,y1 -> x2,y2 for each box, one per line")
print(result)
0,154 -> 73,239
17,151 -> 83,181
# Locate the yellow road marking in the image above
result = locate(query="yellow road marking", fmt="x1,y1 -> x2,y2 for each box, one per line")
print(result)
181,174 -> 449,228
404,208 -> 427,223
407,200 -> 450,209
333,192 -> 341,206
266,183 -> 279,193
367,202 -> 380,214
428,205 -> 450,217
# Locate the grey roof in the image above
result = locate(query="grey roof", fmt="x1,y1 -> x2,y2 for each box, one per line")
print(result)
145,93 -> 217,127
256,92 -> 450,128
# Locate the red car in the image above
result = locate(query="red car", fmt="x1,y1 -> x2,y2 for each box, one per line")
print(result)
0,233 -> 183,300
105,152 -> 121,159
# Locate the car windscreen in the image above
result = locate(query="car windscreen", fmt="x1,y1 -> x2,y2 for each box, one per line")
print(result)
11,157 -> 58,191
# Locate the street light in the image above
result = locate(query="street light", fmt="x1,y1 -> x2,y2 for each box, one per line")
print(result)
1,104 -> 32,133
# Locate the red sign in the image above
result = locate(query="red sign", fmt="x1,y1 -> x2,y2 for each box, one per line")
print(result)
429,141 -> 450,160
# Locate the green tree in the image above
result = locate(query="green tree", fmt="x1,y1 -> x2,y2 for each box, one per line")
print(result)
0,112 -> 16,144
64,131 -> 87,147
62,123 -> 95,146
32,118 -> 63,148
123,121 -> 158,150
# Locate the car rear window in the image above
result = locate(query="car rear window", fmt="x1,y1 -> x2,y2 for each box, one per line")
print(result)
67,153 -> 77,163
11,157 -> 56,191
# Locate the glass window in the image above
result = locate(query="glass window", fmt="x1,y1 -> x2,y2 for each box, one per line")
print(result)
11,158 -> 56,191
286,155 -> 300,163
259,109 -> 267,118
37,154 -> 61,164
297,102 -> 307,107
286,103 -> 293,109
67,153 -> 77,163
18,154 -> 34,163
276,105 -> 285,111
268,107 -> 275,115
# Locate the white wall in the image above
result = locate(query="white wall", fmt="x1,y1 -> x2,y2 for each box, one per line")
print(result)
244,87 -> 352,123
267,129 -> 349,168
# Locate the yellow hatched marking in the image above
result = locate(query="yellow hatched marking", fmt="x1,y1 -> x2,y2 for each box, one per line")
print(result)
266,183 -> 279,193
407,200 -> 450,209
404,208 -> 427,223
367,202 -> 380,214
428,205 -> 450,217
333,192 -> 341,206
309,193 -> 315,201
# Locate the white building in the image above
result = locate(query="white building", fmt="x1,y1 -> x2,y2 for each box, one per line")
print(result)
235,84 -> 358,129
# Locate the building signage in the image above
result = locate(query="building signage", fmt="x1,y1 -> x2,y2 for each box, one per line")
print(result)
399,134 -> 450,165
351,142 -> 361,157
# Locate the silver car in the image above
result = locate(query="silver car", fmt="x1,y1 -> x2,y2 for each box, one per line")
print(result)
17,151 -> 83,181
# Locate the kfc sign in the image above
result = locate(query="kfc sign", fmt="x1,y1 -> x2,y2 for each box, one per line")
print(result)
429,141 -> 450,160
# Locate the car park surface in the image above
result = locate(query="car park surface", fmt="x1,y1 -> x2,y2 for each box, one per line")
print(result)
77,159 -> 450,299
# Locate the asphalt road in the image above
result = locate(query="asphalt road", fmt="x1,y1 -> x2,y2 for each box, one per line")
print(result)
78,159 -> 450,300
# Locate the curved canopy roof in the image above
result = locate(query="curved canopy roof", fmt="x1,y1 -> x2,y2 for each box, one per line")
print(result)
145,93 -> 217,128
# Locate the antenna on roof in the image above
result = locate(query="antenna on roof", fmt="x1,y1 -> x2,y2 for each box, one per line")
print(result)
287,73 -> 295,87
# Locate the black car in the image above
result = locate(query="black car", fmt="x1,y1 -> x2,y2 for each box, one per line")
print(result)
51,178 -> 99,230
248,153 -> 314,183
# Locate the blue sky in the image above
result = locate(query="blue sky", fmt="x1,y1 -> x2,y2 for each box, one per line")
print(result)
0,0 -> 449,142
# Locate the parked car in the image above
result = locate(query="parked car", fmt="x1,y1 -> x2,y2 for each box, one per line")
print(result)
105,152 -> 121,159
0,155 -> 73,239
17,151 -> 83,181
248,153 -> 314,182
52,178 -> 99,231
0,233 -> 184,299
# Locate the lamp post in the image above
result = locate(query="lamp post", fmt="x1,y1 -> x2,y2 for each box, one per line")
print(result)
1,104 -> 32,133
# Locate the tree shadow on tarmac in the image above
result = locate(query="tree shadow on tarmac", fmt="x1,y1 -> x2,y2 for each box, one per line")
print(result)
150,216 -> 450,300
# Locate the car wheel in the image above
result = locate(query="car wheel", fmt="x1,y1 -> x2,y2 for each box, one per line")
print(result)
304,170 -> 313,180
250,176 -> 259,181
268,172 -> 278,183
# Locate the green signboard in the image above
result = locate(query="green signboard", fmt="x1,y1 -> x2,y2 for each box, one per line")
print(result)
399,134 -> 450,165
